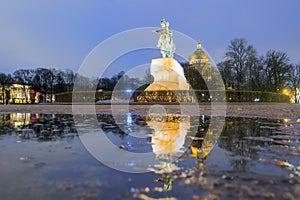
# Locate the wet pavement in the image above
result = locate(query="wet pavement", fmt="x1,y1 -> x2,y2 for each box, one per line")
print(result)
0,103 -> 300,119
0,113 -> 299,199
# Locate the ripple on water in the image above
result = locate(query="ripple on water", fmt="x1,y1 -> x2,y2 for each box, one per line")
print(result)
0,113 -> 299,199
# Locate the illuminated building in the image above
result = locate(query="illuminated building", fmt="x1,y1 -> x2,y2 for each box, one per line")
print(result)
0,84 -> 40,104
189,42 -> 213,81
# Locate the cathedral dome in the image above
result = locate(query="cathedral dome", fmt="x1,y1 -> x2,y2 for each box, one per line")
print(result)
189,42 -> 210,65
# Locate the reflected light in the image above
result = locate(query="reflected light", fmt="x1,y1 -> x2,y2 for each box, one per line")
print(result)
201,115 -> 205,123
190,146 -> 199,157
10,113 -> 31,128
126,113 -> 133,125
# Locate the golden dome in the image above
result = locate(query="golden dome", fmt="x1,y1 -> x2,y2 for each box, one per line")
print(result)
189,42 -> 209,64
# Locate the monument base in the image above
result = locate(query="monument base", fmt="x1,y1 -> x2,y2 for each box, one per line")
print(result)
145,58 -> 189,91
137,58 -> 192,102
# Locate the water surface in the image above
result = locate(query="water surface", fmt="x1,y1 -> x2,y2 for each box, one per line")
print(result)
0,113 -> 299,199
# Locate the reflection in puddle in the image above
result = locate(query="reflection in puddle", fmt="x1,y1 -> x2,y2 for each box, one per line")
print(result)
0,113 -> 299,199
144,114 -> 224,192
10,113 -> 31,128
145,114 -> 189,191
0,113 -> 77,141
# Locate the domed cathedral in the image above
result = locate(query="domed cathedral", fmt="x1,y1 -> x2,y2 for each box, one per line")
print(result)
182,42 -> 214,90
189,42 -> 212,81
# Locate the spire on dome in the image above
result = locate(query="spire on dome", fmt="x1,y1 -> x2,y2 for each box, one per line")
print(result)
197,42 -> 201,50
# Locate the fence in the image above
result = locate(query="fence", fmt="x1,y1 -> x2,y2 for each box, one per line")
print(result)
55,90 -> 290,103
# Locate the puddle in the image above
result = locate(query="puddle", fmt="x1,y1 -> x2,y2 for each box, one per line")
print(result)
0,113 -> 299,199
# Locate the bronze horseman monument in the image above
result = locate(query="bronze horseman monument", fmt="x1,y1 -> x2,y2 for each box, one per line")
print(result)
137,19 -> 191,102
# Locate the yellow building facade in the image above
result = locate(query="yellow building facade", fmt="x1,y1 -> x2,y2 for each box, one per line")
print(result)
0,84 -> 39,104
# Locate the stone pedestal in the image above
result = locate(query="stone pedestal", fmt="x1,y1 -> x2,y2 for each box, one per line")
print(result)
137,58 -> 192,102
145,58 -> 189,91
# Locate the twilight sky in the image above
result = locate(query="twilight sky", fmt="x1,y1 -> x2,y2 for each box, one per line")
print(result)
0,0 -> 299,77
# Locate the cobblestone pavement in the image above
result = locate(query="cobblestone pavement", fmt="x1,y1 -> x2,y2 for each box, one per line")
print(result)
0,103 -> 300,119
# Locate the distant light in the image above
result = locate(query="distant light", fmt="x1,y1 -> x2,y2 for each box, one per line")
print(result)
126,113 -> 133,124
127,161 -> 135,167
126,89 -> 132,93
254,98 -> 260,102
127,141 -> 132,147
201,93 -> 205,97
201,115 -> 205,123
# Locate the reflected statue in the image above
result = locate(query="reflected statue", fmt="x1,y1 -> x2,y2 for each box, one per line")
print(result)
146,114 -> 189,159
145,114 -> 221,190
153,19 -> 176,58
146,114 -> 189,191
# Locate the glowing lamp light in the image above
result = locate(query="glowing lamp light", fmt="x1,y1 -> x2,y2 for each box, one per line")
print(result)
254,98 -> 260,102
281,88 -> 294,103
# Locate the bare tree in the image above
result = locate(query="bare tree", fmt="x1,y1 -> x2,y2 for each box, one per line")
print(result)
288,63 -> 300,103
73,73 -> 94,91
245,45 -> 260,90
143,68 -> 154,85
250,56 -> 264,91
223,39 -> 259,90
33,68 -> 54,102
217,60 -> 234,89
64,69 -> 74,92
0,73 -> 13,103
263,50 -> 291,92
48,68 -> 56,102
13,69 -> 33,102
31,68 -> 74,101
54,70 -> 66,94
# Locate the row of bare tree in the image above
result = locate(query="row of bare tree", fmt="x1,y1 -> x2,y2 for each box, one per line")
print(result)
218,39 -> 300,100
0,68 -> 147,103
0,68 -> 74,102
